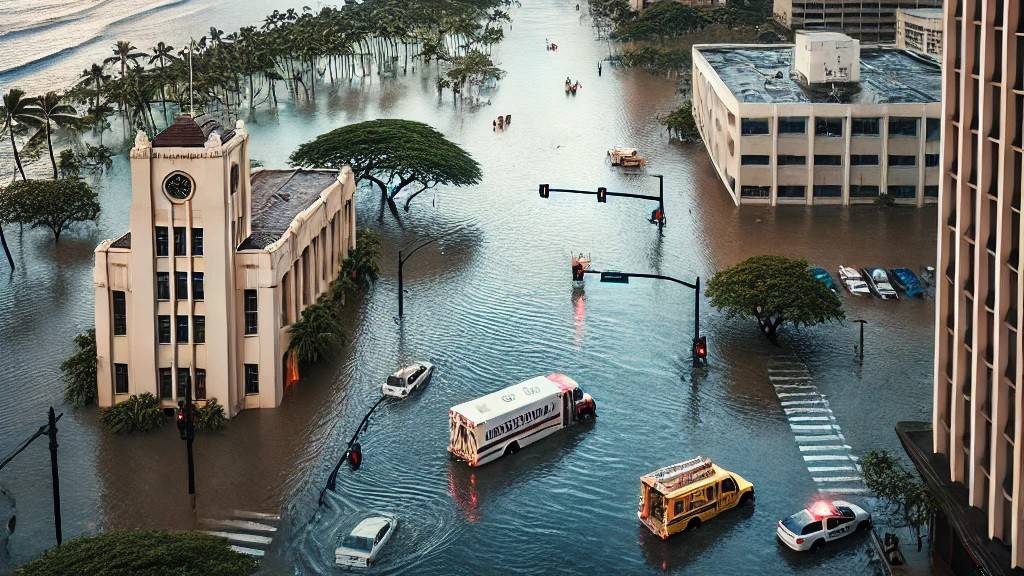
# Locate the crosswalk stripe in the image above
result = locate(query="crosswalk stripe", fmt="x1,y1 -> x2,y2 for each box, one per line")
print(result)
795,434 -> 844,442
230,545 -> 266,558
202,531 -> 273,545
778,392 -> 821,398
781,399 -> 827,406
785,407 -> 832,414
803,454 -> 853,461
774,384 -> 817,390
788,416 -> 832,422
807,466 -> 856,472
819,487 -> 870,494
791,424 -> 836,431
799,444 -> 852,451
813,476 -> 863,483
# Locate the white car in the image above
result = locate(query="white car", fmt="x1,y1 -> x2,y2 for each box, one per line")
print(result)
381,362 -> 434,398
335,513 -> 398,568
837,266 -> 871,296
776,500 -> 871,552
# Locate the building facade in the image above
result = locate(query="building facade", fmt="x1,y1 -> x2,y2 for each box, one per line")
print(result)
773,0 -> 941,41
896,8 -> 943,59
923,0 -> 1024,571
691,35 -> 942,207
93,115 -> 356,417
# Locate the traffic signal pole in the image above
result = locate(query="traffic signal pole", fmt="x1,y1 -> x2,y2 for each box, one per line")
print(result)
540,174 -> 667,231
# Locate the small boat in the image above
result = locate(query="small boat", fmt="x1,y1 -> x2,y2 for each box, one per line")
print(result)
861,267 -> 899,300
889,267 -> 925,298
809,267 -> 837,294
381,362 -> 434,398
608,147 -> 647,167
837,266 -> 871,296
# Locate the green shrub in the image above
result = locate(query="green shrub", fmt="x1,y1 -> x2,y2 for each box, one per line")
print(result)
344,228 -> 381,287
288,301 -> 346,364
661,101 -> 700,142
101,393 -> 163,434
17,529 -> 258,576
195,398 -> 227,432
61,329 -> 97,407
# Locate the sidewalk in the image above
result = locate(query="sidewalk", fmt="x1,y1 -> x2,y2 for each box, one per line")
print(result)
871,524 -> 952,576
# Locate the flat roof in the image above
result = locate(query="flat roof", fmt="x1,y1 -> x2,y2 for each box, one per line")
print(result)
449,374 -> 576,426
697,46 -> 941,104
238,169 -> 338,250
899,7 -> 943,19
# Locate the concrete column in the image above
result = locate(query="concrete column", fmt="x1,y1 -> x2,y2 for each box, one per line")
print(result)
842,112 -> 852,206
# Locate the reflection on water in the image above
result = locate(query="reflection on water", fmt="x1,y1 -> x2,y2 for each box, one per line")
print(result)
0,1 -> 936,574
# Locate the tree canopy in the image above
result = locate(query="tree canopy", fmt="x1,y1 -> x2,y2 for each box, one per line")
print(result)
0,178 -> 100,242
289,119 -> 481,215
62,329 -> 97,408
706,255 -> 844,344
661,100 -> 700,142
17,530 -> 258,576
861,450 -> 936,551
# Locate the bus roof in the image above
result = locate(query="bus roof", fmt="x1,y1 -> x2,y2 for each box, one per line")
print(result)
449,374 -> 578,426
641,463 -> 734,498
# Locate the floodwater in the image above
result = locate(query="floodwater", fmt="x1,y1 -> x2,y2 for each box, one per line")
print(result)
0,1 -> 937,574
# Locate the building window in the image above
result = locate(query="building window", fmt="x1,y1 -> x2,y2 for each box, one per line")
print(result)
851,117 -> 880,136
889,117 -> 918,136
814,117 -> 843,137
244,364 -> 259,395
195,369 -> 207,400
175,272 -> 188,299
926,118 -> 941,140
813,185 -> 843,197
925,153 -> 940,167
159,368 -> 172,399
888,185 -> 917,198
740,119 -> 770,135
194,315 -> 206,344
740,186 -> 770,198
925,185 -> 939,197
850,185 -> 880,197
741,155 -> 770,165
889,154 -> 917,166
192,228 -> 204,256
155,227 -> 169,257
177,368 -> 190,398
814,155 -> 843,166
777,155 -> 806,165
244,289 -> 258,335
112,291 -> 127,335
114,363 -> 129,395
778,117 -> 806,134
173,227 -> 187,256
851,154 -> 879,165
158,315 -> 171,344
231,164 -> 240,194
156,272 -> 170,300
192,272 -> 204,301
176,315 -> 189,343
777,185 -> 806,198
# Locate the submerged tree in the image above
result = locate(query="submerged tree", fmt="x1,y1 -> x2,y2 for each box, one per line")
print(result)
661,100 -> 699,142
61,329 -> 98,407
706,255 -> 844,344
289,119 -> 481,216
0,179 -> 101,242
34,92 -> 79,178
1,88 -> 42,181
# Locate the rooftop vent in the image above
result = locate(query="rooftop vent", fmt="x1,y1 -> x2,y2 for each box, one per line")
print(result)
793,31 -> 860,86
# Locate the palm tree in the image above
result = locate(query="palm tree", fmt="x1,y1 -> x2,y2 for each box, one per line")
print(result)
148,42 -> 177,124
104,41 -> 146,78
79,63 -> 109,114
35,92 -> 78,178
2,89 -> 42,181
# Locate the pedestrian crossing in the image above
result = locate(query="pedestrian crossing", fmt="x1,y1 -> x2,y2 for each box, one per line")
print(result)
768,357 -> 868,497
200,510 -> 281,558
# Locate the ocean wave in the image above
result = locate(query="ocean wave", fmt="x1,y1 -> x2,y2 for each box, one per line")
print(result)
0,1 -> 106,41
0,36 -> 104,77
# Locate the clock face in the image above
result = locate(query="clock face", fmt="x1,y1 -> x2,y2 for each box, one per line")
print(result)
163,172 -> 193,201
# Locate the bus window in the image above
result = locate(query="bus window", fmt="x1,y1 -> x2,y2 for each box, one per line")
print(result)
722,477 -> 737,493
674,500 -> 684,516
705,485 -> 715,502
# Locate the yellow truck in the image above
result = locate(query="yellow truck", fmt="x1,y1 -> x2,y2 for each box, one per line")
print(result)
637,456 -> 754,539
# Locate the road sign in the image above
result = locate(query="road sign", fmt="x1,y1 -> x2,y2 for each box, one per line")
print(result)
600,271 -> 630,284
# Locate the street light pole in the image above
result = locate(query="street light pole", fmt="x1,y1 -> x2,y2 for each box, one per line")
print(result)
46,407 -> 62,546
185,380 -> 196,511
398,229 -> 464,319
853,319 -> 867,361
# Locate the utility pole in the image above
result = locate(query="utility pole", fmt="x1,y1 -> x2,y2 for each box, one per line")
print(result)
177,382 -> 196,511
854,319 -> 867,361
46,407 -> 62,546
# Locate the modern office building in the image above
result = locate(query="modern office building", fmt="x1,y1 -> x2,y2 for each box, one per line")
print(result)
898,0 -> 1024,573
896,8 -> 943,59
691,32 -> 942,207
93,115 -> 357,417
772,0 -> 941,42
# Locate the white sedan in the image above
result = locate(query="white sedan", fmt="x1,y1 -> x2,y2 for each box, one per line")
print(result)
381,362 -> 434,399
335,513 -> 398,568
776,500 -> 871,552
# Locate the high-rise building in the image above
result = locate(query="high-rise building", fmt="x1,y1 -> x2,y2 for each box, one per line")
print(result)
773,0 -> 942,42
93,115 -> 357,417
899,0 -> 1024,573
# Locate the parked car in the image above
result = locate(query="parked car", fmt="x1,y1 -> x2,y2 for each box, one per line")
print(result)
335,513 -> 398,568
777,500 -> 871,552
809,267 -> 837,294
381,362 -> 434,399
861,267 -> 899,300
837,266 -> 871,296
889,268 -> 925,298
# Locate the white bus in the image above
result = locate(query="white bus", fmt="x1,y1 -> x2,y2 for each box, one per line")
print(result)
448,373 -> 596,467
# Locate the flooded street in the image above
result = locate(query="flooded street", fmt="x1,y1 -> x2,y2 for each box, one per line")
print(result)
0,1 -> 936,574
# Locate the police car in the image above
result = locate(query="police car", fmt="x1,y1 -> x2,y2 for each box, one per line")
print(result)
776,500 -> 871,552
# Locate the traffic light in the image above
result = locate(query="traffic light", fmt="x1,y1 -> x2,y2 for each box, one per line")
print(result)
348,442 -> 363,470
176,401 -> 187,440
597,187 -> 607,203
539,184 -> 550,199
694,336 -> 708,361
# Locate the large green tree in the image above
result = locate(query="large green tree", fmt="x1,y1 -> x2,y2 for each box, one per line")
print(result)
706,255 -> 844,344
289,119 -> 481,215
861,450 -> 936,551
0,178 -> 100,242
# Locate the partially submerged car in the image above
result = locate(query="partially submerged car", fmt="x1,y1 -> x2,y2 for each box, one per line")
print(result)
335,513 -> 398,568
